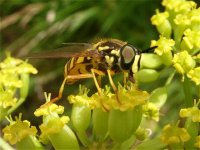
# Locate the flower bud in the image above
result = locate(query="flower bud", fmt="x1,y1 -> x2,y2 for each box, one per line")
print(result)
48,125 -> 79,150
173,51 -> 196,74
71,104 -> 91,132
108,106 -> 142,143
16,136 -> 44,150
136,69 -> 159,82
149,87 -> 167,108
92,108 -> 109,142
140,54 -> 163,69
160,51 -> 173,66
151,10 -> 172,38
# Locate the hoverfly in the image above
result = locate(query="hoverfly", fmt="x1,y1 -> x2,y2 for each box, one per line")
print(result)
29,39 -> 142,105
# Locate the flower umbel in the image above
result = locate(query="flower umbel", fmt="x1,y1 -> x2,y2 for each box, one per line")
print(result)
160,123 -> 190,145
179,99 -> 200,122
187,67 -> 200,85
2,114 -> 37,145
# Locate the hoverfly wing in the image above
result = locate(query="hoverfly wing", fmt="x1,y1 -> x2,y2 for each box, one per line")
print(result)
26,43 -> 102,59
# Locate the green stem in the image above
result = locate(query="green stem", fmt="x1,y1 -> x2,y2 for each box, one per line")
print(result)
197,85 -> 200,99
8,74 -> 30,115
0,137 -> 14,150
184,119 -> 199,150
76,130 -> 91,147
165,70 -> 176,86
183,75 -> 193,107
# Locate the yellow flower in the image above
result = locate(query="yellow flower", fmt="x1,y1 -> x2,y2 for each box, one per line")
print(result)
92,84 -> 148,112
68,83 -> 149,112
142,102 -> 159,122
151,10 -> 172,37
0,55 -> 37,88
161,123 -> 190,145
162,0 -> 196,13
0,88 -> 17,108
34,93 -> 65,117
151,10 -> 169,26
182,29 -> 200,50
174,1 -> 196,13
39,116 -> 70,143
0,56 -> 37,75
2,114 -> 37,145
187,67 -> 200,85
151,36 -> 175,55
162,0 -> 184,10
68,85 -> 98,109
173,50 -> 196,74
189,7 -> 200,23
34,103 -> 64,117
174,14 -> 191,26
179,99 -> 200,122
194,135 -> 200,148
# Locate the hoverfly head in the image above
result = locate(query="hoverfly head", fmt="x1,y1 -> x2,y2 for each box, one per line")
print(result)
119,44 -> 140,72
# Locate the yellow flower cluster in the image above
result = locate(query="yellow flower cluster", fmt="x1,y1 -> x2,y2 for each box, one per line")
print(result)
68,83 -> 149,112
151,35 -> 175,56
3,114 -> 37,145
161,123 -> 190,144
151,0 -> 200,85
34,93 -> 70,144
179,99 -> 200,122
142,102 -> 159,122
0,55 -> 37,108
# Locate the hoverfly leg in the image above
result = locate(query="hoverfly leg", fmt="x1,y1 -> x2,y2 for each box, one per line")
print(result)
91,69 -> 109,111
91,69 -> 105,95
50,77 -> 68,103
107,69 -> 121,104
40,76 -> 68,108
123,72 -> 129,86
97,76 -> 102,88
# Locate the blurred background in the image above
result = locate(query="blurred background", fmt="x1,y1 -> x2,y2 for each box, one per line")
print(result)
0,0 -> 199,126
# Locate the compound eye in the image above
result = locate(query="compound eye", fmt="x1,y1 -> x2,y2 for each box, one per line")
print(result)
121,45 -> 136,64
119,44 -> 140,70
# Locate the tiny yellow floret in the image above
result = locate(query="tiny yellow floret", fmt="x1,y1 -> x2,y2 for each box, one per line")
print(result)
151,36 -> 175,55
161,123 -> 190,145
173,50 -> 196,74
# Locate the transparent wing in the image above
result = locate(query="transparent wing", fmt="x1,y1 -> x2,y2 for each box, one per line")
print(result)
26,43 -> 102,59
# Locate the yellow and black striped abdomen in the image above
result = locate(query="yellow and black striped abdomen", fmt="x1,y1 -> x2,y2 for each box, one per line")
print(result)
64,56 -> 94,84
